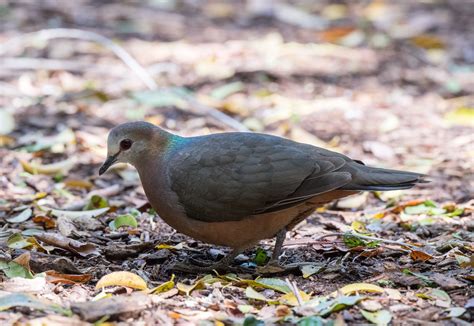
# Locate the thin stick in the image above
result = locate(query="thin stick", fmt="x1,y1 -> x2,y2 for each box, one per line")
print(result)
1,28 -> 158,90
1,28 -> 249,132
285,278 -> 304,306
283,232 -> 421,250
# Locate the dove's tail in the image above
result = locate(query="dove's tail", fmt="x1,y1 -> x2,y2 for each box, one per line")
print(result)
341,162 -> 428,191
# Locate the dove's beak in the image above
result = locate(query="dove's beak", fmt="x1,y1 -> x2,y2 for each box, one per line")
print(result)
99,153 -> 118,175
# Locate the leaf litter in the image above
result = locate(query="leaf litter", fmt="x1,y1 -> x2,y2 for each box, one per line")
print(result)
0,1 -> 472,325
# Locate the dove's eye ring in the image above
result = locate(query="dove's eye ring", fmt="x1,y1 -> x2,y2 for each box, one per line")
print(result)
120,139 -> 132,150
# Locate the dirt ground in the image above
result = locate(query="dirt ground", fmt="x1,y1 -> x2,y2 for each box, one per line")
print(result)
0,0 -> 473,325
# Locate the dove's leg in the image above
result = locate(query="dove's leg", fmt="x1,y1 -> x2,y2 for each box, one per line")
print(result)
270,228 -> 286,262
258,208 -> 316,274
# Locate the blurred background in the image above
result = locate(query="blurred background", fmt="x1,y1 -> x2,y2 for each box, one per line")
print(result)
0,0 -> 473,210
0,1 -> 473,323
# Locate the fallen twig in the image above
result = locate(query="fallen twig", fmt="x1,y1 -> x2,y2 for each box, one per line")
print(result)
283,232 -> 422,250
286,278 -> 304,306
1,28 -> 249,131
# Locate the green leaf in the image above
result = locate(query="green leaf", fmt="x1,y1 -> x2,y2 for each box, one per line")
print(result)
298,316 -> 325,326
446,307 -> 466,318
245,286 -> 269,302
430,288 -> 451,305
109,214 -> 138,230
402,269 -> 435,286
343,234 -> 366,248
446,208 -> 464,217
243,316 -> 264,326
454,254 -> 471,268
6,208 -> 32,223
253,248 -> 268,266
0,109 -> 15,135
404,201 -> 448,216
300,264 -> 325,278
361,309 -> 392,326
343,233 -> 379,248
210,81 -> 244,100
43,206 -> 109,219
7,233 -> 33,249
423,200 -> 437,207
251,277 -> 292,294
405,204 -> 431,215
84,195 -> 108,210
0,293 -> 71,315
132,88 -> 190,108
0,260 -> 34,279
314,295 -> 363,316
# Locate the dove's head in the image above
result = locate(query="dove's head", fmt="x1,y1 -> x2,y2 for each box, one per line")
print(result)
99,121 -> 172,175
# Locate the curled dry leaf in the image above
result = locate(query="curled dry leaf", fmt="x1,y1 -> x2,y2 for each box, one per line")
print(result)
35,233 -> 100,257
45,270 -> 92,285
13,252 -> 31,271
95,271 -> 148,290
20,158 -> 76,175
410,250 -> 433,262
32,215 -> 57,229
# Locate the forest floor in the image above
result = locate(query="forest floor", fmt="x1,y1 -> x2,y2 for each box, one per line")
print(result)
0,1 -> 473,325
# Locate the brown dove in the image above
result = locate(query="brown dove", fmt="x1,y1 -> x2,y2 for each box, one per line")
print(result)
99,121 -> 425,272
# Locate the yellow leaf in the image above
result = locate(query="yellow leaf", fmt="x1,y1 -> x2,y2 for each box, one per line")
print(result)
176,282 -> 198,296
20,158 -> 76,175
149,274 -> 175,294
176,274 -> 214,296
95,271 -> 147,290
410,34 -> 445,49
351,221 -> 368,234
279,290 -> 311,306
92,290 -> 112,301
64,179 -> 93,189
332,283 -> 384,296
384,288 -> 402,300
372,212 -> 385,219
156,243 -> 184,250
444,107 -> 474,127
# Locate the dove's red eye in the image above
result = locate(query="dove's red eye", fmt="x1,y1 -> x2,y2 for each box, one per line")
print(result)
120,139 -> 132,150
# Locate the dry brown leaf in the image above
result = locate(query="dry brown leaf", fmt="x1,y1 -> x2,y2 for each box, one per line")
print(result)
410,250 -> 433,262
35,233 -> 100,257
33,215 -> 57,229
45,270 -> 92,285
13,252 -> 31,271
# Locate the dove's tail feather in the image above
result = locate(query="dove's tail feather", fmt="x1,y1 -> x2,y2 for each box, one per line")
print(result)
341,163 -> 428,191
